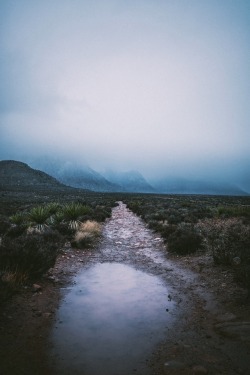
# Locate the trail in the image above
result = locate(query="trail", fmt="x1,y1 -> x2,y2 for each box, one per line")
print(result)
49,202 -> 250,375
1,202 -> 249,375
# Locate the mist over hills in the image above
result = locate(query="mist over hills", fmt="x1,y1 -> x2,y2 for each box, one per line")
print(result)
29,157 -> 121,192
152,177 -> 247,196
0,158 -> 248,196
103,170 -> 155,193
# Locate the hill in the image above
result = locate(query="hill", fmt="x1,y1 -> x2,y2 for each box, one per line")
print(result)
0,160 -> 68,191
28,158 -> 122,192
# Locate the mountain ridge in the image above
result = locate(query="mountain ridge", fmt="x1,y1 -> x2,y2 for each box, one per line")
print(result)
1,159 -> 248,196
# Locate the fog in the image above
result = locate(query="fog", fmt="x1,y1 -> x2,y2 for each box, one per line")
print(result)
0,0 -> 249,191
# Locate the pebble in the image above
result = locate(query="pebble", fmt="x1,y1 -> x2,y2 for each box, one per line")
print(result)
32,284 -> 42,292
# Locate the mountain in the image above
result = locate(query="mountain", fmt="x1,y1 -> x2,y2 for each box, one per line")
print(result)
55,163 -> 122,192
29,158 -> 154,193
0,160 -> 66,191
28,158 -> 122,192
151,177 -> 248,196
104,170 -> 155,193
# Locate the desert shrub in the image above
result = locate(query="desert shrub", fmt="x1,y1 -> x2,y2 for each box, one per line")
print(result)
6,224 -> 27,238
198,218 -> 250,292
62,203 -> 92,220
160,224 -> 177,240
71,220 -> 101,249
10,212 -> 27,225
167,223 -> 202,255
147,220 -> 164,232
47,202 -> 61,215
28,205 -> 51,232
217,205 -> 250,220
0,218 -> 11,235
79,220 -> 101,235
197,218 -> 250,265
167,213 -> 182,225
62,203 -> 92,230
92,206 -> 112,222
0,230 -> 64,282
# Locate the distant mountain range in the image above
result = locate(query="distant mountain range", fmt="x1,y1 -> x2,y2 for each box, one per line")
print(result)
103,170 -> 155,193
27,157 -> 154,193
152,177 -> 247,196
0,158 -> 248,196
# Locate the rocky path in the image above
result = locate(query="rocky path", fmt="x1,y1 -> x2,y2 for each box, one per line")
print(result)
0,202 -> 250,375
87,202 -> 250,374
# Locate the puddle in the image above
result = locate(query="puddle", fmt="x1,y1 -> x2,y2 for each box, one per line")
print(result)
50,263 -> 174,375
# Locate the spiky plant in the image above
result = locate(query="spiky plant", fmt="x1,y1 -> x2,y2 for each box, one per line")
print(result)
10,212 -> 26,225
62,203 -> 92,230
28,206 -> 51,232
47,202 -> 61,215
48,210 -> 64,226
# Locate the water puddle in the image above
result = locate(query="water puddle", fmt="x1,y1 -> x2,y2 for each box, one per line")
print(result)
50,263 -> 174,375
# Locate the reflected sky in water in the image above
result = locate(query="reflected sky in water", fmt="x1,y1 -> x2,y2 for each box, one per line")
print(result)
50,263 -> 174,375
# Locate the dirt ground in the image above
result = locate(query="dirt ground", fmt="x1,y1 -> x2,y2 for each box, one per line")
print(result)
0,203 -> 250,375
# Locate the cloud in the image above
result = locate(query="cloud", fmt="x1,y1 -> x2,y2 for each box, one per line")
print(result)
0,0 -> 249,185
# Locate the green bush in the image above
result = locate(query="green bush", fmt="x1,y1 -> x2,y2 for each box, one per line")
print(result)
167,223 -> 202,255
6,224 -> 27,238
197,218 -> 250,265
0,230 -> 64,281
0,219 -> 11,235
10,212 -> 27,225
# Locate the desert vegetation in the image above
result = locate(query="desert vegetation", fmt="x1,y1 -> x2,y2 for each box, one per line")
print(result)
123,194 -> 250,293
1,188 -> 250,301
0,192 -> 117,300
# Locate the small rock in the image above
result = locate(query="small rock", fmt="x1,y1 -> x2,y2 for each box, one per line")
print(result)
43,312 -> 52,318
164,360 -> 185,373
32,284 -> 42,292
47,268 -> 54,275
192,365 -> 208,374
232,256 -> 241,266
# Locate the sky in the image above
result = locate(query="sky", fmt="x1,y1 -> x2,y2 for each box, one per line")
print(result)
0,0 -> 249,188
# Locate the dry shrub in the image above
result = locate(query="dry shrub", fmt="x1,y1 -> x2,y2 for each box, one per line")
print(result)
79,220 -> 101,235
0,230 -> 64,281
197,218 -> 250,265
72,220 -> 101,248
1,269 -> 28,285
197,218 -> 250,293
167,223 -> 202,255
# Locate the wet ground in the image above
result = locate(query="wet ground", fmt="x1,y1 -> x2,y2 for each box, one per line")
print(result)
0,202 -> 250,374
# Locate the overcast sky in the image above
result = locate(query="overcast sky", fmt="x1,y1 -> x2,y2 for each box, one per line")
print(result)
0,0 -> 249,184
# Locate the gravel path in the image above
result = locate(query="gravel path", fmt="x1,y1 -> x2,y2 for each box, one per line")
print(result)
0,202 -> 249,375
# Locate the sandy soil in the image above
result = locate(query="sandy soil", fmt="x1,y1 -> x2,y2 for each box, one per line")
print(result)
0,202 -> 249,375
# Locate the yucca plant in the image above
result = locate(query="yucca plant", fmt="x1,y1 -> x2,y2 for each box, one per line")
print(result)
47,202 -> 61,215
48,210 -> 64,226
28,206 -> 51,232
62,203 -> 92,230
10,212 -> 27,225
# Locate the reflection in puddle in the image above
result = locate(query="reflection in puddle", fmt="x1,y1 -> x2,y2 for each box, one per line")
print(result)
50,263 -> 174,375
